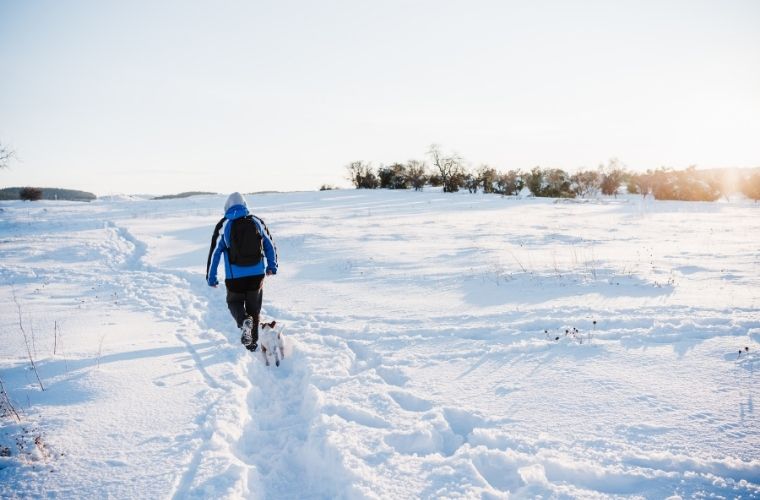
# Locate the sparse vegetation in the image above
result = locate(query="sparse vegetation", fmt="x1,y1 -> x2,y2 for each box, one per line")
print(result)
599,159 -> 626,196
338,145 -> 758,203
524,167 -> 575,198
571,170 -> 601,198
495,170 -> 524,195
0,377 -> 20,423
346,161 -> 380,189
627,171 -> 653,197
405,160 -> 428,191
741,172 -> 760,202
479,166 -> 498,194
378,163 -> 409,189
13,292 -> 44,391
639,167 -> 723,202
428,144 -> 466,193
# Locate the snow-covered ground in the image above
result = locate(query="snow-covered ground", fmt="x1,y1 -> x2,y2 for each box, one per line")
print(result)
1,189 -> 758,499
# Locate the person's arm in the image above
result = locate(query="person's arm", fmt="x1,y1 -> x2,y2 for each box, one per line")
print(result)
207,219 -> 226,286
256,217 -> 278,275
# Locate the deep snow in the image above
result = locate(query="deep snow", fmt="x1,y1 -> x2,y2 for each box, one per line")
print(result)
1,189 -> 758,499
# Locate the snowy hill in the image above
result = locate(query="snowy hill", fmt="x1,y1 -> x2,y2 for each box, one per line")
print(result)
1,190 -> 758,498
0,187 -> 97,202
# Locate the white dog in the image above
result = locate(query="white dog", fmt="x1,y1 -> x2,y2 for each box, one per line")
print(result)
258,320 -> 285,367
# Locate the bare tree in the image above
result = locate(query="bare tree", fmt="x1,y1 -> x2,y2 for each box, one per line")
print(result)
428,144 -> 465,193
571,170 -> 601,197
0,142 -> 16,169
599,158 -> 626,197
405,160 -> 428,191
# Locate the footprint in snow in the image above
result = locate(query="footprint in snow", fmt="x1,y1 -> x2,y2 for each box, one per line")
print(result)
388,390 -> 433,412
375,365 -> 409,386
495,384 -> 519,396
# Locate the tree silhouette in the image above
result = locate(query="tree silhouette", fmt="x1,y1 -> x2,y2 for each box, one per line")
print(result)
0,142 -> 15,169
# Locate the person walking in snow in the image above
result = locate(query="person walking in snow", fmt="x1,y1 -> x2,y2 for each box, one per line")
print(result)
206,192 -> 278,351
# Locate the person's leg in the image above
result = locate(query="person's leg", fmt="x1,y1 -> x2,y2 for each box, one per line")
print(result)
243,276 -> 265,344
226,289 -> 248,328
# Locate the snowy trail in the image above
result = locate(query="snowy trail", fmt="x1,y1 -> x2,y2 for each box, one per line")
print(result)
111,223 -> 262,499
2,191 -> 759,498
113,219 -> 359,499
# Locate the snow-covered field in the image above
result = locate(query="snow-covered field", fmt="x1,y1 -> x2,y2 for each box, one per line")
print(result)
1,189 -> 759,499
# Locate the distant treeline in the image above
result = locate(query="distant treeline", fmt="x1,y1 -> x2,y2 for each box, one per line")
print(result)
152,191 -> 285,200
152,191 -> 216,200
0,187 -> 97,201
345,146 -> 760,202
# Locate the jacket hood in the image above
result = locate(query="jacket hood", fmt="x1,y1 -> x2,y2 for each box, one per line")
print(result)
224,192 -> 247,211
224,192 -> 250,220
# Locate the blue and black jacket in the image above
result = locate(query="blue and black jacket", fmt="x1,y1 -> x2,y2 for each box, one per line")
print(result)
206,203 -> 278,287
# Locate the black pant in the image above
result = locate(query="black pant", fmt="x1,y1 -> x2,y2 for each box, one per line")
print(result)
226,275 -> 265,337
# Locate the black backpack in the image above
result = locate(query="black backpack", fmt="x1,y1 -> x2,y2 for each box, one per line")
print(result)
227,216 -> 262,266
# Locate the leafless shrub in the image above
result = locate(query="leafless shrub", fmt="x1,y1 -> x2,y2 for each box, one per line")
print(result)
12,291 -> 45,391
0,377 -> 21,422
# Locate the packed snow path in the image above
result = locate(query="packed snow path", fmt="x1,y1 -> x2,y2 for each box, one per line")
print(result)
1,190 -> 759,498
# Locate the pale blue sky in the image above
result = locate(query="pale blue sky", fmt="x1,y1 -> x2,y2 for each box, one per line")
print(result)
1,0 -> 759,195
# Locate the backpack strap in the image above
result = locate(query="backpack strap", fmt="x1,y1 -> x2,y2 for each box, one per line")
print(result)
253,215 -> 277,264
206,217 -> 226,280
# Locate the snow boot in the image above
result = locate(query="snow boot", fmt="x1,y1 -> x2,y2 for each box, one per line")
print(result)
247,340 -> 258,352
240,316 -> 254,348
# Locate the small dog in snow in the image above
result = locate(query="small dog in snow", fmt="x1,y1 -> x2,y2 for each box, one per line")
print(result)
258,320 -> 285,367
